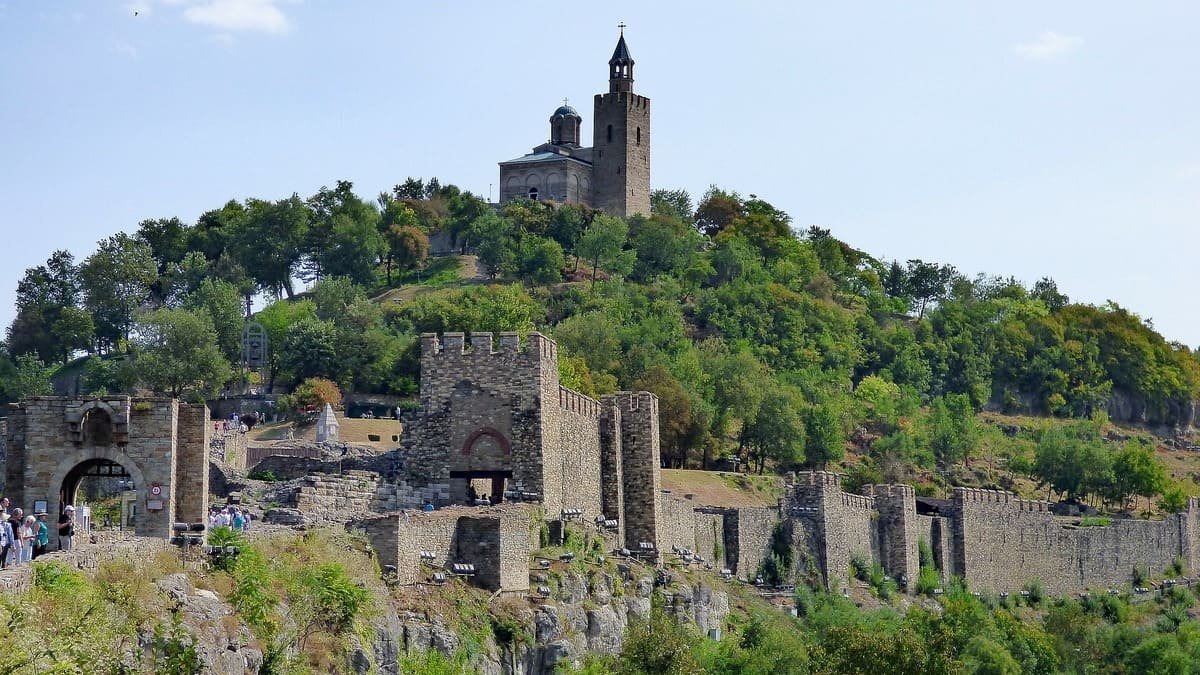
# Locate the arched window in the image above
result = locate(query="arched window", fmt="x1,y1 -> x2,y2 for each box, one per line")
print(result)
636,127 -> 641,146
527,187 -> 539,201
606,124 -> 613,143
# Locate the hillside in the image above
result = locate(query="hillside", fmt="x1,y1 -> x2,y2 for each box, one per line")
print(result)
6,179 -> 1200,518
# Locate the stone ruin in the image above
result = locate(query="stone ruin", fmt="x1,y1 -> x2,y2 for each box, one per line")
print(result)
2,396 -> 209,548
6,332 -> 1200,599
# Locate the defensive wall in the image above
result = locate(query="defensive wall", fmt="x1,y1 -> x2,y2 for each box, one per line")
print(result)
395,332 -> 661,551
772,473 -> 1200,595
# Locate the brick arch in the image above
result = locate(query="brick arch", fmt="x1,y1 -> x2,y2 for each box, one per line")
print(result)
462,427 -> 511,456
46,447 -> 151,545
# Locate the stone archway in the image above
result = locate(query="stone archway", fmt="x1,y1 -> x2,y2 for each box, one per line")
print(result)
47,448 -> 151,548
4,397 -> 210,548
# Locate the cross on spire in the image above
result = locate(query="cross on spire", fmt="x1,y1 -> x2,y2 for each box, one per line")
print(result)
563,97 -> 569,106
618,22 -> 626,35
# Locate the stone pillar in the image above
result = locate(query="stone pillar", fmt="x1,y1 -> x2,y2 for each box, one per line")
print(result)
617,391 -> 661,551
174,403 -> 210,526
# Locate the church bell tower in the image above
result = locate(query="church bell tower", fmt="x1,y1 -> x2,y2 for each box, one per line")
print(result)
592,26 -> 650,217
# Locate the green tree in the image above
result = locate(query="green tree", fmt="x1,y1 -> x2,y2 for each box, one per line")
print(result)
470,212 -> 516,279
279,317 -> 341,384
183,279 -> 244,363
927,394 -> 979,467
387,224 -> 430,282
906,259 -> 956,318
230,195 -> 309,298
80,233 -> 159,353
1111,440 -> 1167,511
803,403 -> 845,469
576,215 -> 634,288
132,308 -> 231,399
7,250 -> 85,363
255,298 -> 317,389
0,353 -> 53,403
743,385 -> 806,473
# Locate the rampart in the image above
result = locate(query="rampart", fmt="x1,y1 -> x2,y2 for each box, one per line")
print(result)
948,487 -> 1200,594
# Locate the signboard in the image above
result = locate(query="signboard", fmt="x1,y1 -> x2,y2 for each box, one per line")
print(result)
150,484 -> 163,497
33,500 -> 46,514
146,500 -> 164,512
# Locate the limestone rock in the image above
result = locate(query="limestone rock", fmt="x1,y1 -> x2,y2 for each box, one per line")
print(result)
585,606 -> 624,655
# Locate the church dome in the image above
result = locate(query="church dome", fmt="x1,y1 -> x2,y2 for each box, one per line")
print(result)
552,104 -> 580,119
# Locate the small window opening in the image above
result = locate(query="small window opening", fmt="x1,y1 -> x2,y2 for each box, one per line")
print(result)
528,187 -> 539,200
606,124 -> 613,143
636,127 -> 641,146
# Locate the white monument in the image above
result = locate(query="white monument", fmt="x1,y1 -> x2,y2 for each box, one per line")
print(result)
316,403 -> 340,443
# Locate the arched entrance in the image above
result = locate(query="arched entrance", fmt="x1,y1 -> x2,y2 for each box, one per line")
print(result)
60,458 -> 136,531
47,448 -> 151,548
449,427 -> 513,504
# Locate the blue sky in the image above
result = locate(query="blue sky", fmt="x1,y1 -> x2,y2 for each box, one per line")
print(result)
1,2 -> 1197,344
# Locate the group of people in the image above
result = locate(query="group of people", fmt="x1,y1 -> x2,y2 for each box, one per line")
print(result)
0,497 -> 69,568
208,506 -> 252,531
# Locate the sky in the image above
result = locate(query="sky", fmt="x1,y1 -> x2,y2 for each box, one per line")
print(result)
0,1 -> 1197,344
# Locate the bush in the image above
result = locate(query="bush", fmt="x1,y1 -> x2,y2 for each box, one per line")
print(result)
278,377 -> 342,417
1024,580 -> 1045,607
207,526 -> 246,571
1132,565 -> 1149,587
850,553 -> 871,582
248,468 -> 278,482
916,565 -> 941,597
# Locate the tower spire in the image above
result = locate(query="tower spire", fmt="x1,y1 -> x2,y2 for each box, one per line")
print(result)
608,26 -> 634,93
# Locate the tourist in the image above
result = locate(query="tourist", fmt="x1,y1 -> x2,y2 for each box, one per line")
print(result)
240,508 -> 252,532
18,516 -> 34,563
0,509 -> 11,569
59,505 -> 75,551
231,508 -> 244,530
423,501 -> 435,512
9,509 -> 23,563
33,513 -> 48,559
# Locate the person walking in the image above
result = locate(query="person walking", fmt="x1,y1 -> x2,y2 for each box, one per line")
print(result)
58,505 -> 75,551
18,516 -> 34,564
33,513 -> 48,559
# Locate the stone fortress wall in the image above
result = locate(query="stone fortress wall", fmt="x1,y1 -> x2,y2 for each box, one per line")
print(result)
3,396 -> 209,548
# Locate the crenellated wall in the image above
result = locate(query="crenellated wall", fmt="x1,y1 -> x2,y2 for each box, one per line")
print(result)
356,504 -> 535,592
949,487 -> 1200,594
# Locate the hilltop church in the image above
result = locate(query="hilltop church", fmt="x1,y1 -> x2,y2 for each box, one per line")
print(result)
498,30 -> 650,218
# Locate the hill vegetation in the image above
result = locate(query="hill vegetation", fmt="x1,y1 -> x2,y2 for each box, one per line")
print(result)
5,177 -> 1200,508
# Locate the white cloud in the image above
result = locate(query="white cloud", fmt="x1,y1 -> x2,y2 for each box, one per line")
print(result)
1014,30 -> 1083,61
183,0 -> 290,34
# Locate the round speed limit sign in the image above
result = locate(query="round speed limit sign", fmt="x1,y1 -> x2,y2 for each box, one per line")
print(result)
150,485 -> 163,497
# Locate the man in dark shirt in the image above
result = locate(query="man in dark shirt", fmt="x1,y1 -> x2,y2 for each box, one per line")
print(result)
58,505 -> 75,551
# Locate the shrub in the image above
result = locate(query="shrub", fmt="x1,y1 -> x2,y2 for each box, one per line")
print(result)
916,565 -> 941,597
33,561 -> 89,597
1132,565 -> 1149,587
248,468 -> 278,482
917,538 -> 935,569
147,613 -> 202,675
1079,516 -> 1111,527
850,553 -> 871,582
278,377 -> 342,416
1024,580 -> 1045,607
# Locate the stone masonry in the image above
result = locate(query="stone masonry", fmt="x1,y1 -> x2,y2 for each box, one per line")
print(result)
4,396 -> 209,547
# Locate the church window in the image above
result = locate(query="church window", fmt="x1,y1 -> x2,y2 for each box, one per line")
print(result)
636,127 -> 641,146
527,187 -> 539,200
606,124 -> 613,143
